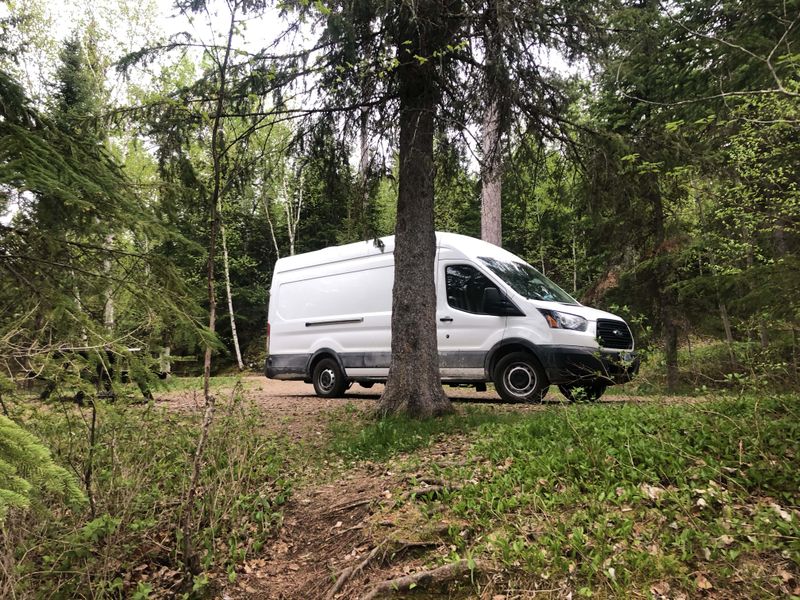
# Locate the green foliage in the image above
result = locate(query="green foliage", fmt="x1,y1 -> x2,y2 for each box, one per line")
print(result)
410,395 -> 799,596
0,415 -> 85,522
7,395 -> 291,596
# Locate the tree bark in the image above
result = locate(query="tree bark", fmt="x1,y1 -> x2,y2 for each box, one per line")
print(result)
649,179 -> 679,392
481,96 -> 502,246
480,0 -> 503,247
261,185 -> 281,259
358,104 -> 371,240
103,234 -> 114,333
719,300 -> 735,364
221,220 -> 244,370
378,0 -> 452,419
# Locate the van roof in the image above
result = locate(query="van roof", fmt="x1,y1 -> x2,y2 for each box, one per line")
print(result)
273,232 -> 527,274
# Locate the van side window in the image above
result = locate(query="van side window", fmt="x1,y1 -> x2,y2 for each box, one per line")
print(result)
445,265 -> 500,315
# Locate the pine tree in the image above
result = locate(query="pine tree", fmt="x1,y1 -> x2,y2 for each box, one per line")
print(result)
0,416 -> 85,523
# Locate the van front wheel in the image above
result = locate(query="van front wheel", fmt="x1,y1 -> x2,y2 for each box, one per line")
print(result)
312,358 -> 347,398
494,352 -> 548,403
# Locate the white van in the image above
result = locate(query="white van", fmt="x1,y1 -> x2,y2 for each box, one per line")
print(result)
265,232 -> 638,402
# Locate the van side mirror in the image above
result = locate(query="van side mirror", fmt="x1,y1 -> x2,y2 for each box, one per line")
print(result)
482,287 -> 523,316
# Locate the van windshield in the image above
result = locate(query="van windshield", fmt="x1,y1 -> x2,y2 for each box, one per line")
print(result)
479,256 -> 579,305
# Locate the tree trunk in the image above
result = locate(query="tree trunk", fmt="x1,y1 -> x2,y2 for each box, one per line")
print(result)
103,234 -> 114,333
480,0 -> 503,247
221,220 -> 244,370
719,300 -> 735,364
480,96 -> 502,247
649,179 -> 679,392
181,3 -> 237,575
261,185 -> 281,259
571,225 -> 577,294
378,0 -> 452,419
358,103 -> 371,240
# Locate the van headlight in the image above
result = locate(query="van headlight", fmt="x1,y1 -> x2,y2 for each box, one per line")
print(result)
538,309 -> 588,332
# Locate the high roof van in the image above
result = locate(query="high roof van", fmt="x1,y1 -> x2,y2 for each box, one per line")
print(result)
265,232 -> 638,402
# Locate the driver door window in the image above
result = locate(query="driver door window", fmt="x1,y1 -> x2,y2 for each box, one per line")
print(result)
445,265 -> 498,315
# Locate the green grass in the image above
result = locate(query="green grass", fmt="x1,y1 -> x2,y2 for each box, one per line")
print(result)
398,395 -> 800,597
327,403 -> 524,461
160,375 -> 246,392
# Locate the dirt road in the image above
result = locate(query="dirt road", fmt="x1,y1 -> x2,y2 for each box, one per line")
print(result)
156,375 -> 671,447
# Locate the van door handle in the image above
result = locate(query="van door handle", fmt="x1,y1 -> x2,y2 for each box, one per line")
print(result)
439,316 -> 453,322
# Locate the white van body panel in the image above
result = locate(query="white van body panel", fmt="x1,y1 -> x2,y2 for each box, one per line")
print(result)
265,232 -> 638,390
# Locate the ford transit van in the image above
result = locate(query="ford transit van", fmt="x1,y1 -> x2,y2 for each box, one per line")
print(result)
265,232 -> 638,402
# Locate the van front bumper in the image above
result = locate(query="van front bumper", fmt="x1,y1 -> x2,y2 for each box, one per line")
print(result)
536,345 -> 639,385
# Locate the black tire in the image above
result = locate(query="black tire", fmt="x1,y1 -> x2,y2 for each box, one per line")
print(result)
493,352 -> 548,403
558,381 -> 607,403
312,358 -> 347,397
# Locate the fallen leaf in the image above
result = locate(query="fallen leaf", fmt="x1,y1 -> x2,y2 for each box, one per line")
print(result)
696,497 -> 708,508
650,581 -> 670,596
696,574 -> 713,590
771,503 -> 792,522
640,483 -> 665,500
288,563 -> 300,572
777,568 -> 794,583
718,534 -> 734,546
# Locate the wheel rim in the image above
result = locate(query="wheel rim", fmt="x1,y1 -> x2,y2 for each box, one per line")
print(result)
504,363 -> 537,398
318,368 -> 336,393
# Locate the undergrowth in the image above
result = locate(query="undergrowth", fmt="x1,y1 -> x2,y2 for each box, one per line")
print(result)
401,394 -> 799,598
2,394 -> 292,598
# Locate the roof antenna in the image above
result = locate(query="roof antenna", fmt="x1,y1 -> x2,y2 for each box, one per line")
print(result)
372,237 -> 385,252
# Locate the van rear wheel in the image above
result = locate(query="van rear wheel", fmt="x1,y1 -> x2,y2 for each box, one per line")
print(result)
312,358 -> 347,398
494,352 -> 548,403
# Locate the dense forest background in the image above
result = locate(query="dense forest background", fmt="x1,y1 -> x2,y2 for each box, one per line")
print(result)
2,0 -> 799,394
1,0 -> 799,597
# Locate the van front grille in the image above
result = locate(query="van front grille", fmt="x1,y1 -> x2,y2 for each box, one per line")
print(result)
597,319 -> 633,350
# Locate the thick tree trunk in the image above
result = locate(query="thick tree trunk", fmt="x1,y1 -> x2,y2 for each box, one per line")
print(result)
480,96 -> 502,246
480,0 -> 503,247
221,221 -> 244,370
649,180 -> 679,392
378,0 -> 452,418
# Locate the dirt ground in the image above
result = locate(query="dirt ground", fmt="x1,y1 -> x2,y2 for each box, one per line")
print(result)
155,377 -> 688,600
157,376 -> 671,442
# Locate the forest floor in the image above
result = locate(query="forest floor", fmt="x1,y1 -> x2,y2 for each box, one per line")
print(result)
152,377 -> 800,600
